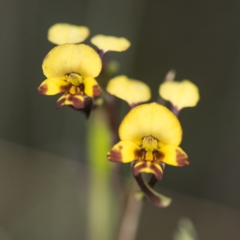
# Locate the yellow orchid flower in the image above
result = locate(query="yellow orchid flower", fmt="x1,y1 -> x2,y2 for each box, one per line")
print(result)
48,23 -> 90,45
106,75 -> 151,106
159,80 -> 200,112
107,103 -> 189,181
38,44 -> 102,110
91,34 -> 130,54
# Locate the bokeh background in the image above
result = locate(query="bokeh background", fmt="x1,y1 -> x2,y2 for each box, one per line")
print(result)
1,0 -> 240,239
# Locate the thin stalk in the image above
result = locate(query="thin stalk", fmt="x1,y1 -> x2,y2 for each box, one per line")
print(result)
116,181 -> 143,240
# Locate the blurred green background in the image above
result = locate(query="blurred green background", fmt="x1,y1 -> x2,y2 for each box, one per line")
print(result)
1,0 -> 240,239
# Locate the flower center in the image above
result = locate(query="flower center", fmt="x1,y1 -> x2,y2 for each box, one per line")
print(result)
66,73 -> 84,95
139,136 -> 161,161
66,73 -> 83,86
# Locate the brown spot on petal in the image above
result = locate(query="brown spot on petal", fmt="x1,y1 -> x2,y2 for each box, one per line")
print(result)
153,150 -> 164,161
176,150 -> 189,166
107,145 -> 123,162
93,85 -> 102,97
60,85 -> 71,92
134,149 -> 146,160
67,95 -> 84,109
38,85 -> 47,95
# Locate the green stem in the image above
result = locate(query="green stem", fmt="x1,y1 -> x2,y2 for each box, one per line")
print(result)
86,108 -> 113,240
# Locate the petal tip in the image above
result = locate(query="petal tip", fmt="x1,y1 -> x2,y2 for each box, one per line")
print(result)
38,85 -> 47,95
107,146 -> 123,162
176,149 -> 189,166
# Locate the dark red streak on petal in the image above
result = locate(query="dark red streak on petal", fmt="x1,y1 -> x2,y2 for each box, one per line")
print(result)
176,150 -> 189,166
93,85 -> 102,97
107,145 -> 123,162
38,85 -> 47,94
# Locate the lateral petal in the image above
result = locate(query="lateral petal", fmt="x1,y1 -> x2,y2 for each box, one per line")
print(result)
84,77 -> 102,97
160,145 -> 189,166
38,77 -> 70,95
107,140 -> 141,163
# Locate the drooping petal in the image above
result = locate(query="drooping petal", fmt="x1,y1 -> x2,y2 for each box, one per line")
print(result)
160,144 -> 189,166
132,162 -> 171,207
91,34 -> 131,53
106,75 -> 151,106
133,161 -> 163,180
42,44 -> 102,78
119,103 -> 182,146
38,77 -> 70,95
48,23 -> 90,45
56,93 -> 84,109
107,140 -> 141,163
84,77 -> 102,97
159,80 -> 200,110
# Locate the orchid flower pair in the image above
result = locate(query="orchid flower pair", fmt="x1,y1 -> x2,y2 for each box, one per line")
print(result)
38,23 -> 200,207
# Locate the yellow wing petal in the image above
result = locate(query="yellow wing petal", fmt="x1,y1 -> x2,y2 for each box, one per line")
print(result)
48,23 -> 90,45
38,77 -> 70,95
106,75 -> 151,105
107,140 -> 141,163
159,80 -> 200,110
160,145 -> 189,166
91,34 -> 130,52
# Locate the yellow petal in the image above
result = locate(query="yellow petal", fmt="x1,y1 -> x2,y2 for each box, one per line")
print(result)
107,140 -> 141,163
38,77 -> 70,95
133,161 -> 163,180
160,144 -> 189,166
106,75 -> 151,105
56,93 -> 84,109
84,77 -> 102,97
42,44 -> 102,78
159,80 -> 200,110
48,23 -> 90,45
91,34 -> 130,52
119,103 -> 182,146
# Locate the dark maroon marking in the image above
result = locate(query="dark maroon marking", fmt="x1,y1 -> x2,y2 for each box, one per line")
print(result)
132,161 -> 147,176
56,97 -> 66,109
93,85 -> 102,97
38,85 -> 48,94
67,95 -> 84,109
60,85 -> 71,92
153,150 -> 164,161
107,145 -> 123,162
133,161 -> 163,180
134,149 -> 146,160
150,163 -> 163,180
176,150 -> 189,166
